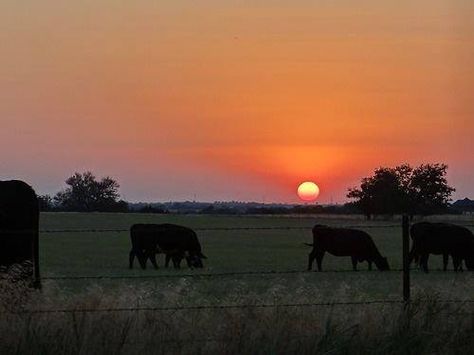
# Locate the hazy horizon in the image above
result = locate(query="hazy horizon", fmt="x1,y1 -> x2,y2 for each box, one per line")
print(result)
5,167 -> 472,205
1,1 -> 473,204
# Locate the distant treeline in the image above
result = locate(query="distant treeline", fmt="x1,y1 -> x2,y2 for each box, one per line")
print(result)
127,200 -> 469,216
127,201 -> 361,215
38,167 -> 473,216
39,195 -> 360,215
40,197 -> 469,216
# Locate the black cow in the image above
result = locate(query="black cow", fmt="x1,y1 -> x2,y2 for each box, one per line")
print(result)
0,180 -> 40,286
409,222 -> 474,272
129,223 -> 207,269
307,225 -> 390,271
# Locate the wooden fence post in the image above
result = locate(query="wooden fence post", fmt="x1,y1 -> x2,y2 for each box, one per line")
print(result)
402,215 -> 410,304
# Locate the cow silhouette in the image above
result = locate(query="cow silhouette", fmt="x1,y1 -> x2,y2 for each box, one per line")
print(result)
307,225 -> 389,271
0,180 -> 40,287
409,222 -> 474,272
129,223 -> 207,269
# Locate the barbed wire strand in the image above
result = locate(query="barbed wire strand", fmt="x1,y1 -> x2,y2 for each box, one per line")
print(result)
33,223 -> 474,234
41,268 -> 436,281
3,223 -> 474,235
7,299 -> 474,315
3,300 -> 404,314
36,225 -> 396,234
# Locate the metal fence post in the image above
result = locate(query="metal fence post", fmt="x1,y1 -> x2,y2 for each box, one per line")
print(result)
402,215 -> 410,304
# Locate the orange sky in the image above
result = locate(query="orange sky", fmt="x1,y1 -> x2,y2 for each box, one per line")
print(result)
1,1 -> 473,203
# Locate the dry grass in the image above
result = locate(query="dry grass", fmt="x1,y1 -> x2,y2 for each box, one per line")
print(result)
1,276 -> 474,355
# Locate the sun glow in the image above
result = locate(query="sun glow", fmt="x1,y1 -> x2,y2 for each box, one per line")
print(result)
297,182 -> 320,202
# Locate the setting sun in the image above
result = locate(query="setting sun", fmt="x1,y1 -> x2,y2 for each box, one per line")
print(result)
297,182 -> 320,202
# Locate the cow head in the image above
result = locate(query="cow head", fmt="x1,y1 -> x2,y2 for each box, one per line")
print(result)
375,256 -> 390,271
185,252 -> 207,268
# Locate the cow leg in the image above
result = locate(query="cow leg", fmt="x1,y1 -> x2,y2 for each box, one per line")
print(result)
147,251 -> 159,269
315,251 -> 325,272
165,254 -> 171,268
408,245 -> 418,267
368,261 -> 372,271
420,254 -> 429,273
351,256 -> 358,271
453,256 -> 462,272
307,249 -> 317,271
134,248 -> 147,269
138,257 -> 147,269
185,252 -> 193,269
453,254 -> 464,272
443,253 -> 449,271
170,251 -> 184,269
172,255 -> 181,269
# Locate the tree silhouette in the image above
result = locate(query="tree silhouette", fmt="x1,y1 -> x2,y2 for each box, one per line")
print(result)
348,164 -> 455,218
409,164 -> 455,215
347,167 -> 406,219
54,172 -> 128,212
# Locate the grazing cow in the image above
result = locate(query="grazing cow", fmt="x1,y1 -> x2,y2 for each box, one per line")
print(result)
409,222 -> 474,272
307,225 -> 390,271
0,180 -> 40,287
129,223 -> 207,269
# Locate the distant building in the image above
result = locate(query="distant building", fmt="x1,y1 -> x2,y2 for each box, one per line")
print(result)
452,198 -> 474,215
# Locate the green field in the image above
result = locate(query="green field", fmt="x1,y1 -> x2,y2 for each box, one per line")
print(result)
2,213 -> 474,354
38,213 -> 474,300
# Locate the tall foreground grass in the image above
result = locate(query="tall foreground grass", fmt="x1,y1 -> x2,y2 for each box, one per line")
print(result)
1,276 -> 474,355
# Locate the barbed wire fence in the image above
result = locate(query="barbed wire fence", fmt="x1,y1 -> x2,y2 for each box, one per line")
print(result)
2,220 -> 474,315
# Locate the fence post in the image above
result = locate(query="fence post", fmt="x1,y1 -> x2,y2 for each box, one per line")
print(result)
402,215 -> 410,304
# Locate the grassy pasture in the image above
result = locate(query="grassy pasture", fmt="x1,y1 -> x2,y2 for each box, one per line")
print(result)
40,212 -> 405,275
37,213 -> 474,299
1,213 -> 474,354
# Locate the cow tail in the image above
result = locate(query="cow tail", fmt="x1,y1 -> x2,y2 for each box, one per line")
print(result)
129,249 -> 135,269
408,242 -> 419,265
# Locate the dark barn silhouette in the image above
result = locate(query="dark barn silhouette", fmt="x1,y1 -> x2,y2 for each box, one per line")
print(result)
0,180 -> 40,287
409,222 -> 474,272
307,225 -> 389,271
129,223 -> 207,269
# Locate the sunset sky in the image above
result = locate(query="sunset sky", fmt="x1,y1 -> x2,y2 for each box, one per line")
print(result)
1,1 -> 473,203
